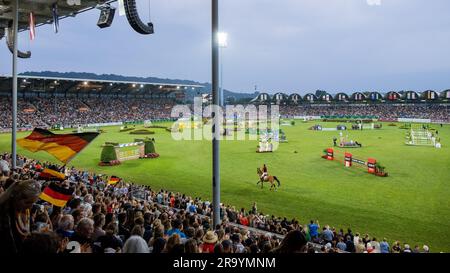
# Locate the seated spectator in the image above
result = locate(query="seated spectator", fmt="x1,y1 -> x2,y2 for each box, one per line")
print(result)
222,239 -> 233,253
164,233 -> 183,254
184,238 -> 199,253
271,230 -> 307,253
21,232 -> 62,254
123,235 -> 150,253
71,217 -> 94,246
201,231 -> 218,253
92,213 -> 106,242
56,214 -> 75,239
149,224 -> 166,253
336,237 -> 347,251
166,219 -> 186,239
97,222 -> 123,253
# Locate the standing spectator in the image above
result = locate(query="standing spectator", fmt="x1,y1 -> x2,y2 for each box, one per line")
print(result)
0,155 -> 10,176
403,244 -> 412,253
355,238 -> 366,253
371,237 -> 381,253
308,220 -> 320,240
345,235 -> 355,253
392,241 -> 402,253
380,238 -> 390,253
0,180 -> 41,253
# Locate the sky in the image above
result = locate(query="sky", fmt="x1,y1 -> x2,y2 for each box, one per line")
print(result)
1,0 -> 450,95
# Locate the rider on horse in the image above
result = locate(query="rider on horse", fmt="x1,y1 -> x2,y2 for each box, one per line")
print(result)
261,164 -> 268,181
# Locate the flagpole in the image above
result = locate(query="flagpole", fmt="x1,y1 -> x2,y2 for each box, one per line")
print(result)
11,0 -> 19,169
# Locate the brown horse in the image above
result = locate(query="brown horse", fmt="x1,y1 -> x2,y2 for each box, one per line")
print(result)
257,168 -> 281,190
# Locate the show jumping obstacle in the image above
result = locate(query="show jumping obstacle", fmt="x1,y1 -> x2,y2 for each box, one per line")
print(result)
322,148 -> 388,177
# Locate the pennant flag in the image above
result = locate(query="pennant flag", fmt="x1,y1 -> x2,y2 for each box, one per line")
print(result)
118,0 -> 126,16
40,183 -> 74,207
52,3 -> 59,33
29,12 -> 36,40
17,128 -> 99,163
39,168 -> 66,181
108,176 -> 120,185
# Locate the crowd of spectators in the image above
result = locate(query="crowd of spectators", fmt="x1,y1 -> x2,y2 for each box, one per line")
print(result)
279,104 -> 450,122
0,97 -> 175,130
0,153 -> 431,254
1,96 -> 449,131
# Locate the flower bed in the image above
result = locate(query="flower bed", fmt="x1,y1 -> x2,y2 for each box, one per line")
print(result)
98,160 -> 121,166
129,129 -> 155,135
140,153 -> 160,159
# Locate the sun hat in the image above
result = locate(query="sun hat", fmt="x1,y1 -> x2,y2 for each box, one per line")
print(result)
203,231 -> 218,244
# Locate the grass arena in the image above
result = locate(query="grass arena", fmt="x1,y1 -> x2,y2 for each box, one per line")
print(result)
1,120 -> 449,251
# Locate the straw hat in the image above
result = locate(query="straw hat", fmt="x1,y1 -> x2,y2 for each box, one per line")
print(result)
203,231 -> 218,244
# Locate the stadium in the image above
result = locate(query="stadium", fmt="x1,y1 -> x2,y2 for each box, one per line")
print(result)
0,0 -> 449,262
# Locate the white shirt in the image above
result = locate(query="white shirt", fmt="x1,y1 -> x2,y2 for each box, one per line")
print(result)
0,159 -> 10,172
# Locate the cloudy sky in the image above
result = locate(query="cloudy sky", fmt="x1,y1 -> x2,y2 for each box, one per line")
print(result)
1,0 -> 450,94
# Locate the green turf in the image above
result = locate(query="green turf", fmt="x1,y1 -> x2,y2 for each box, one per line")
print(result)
1,121 -> 449,252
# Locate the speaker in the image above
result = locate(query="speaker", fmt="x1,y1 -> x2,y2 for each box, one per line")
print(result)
97,6 -> 116,28
124,0 -> 154,34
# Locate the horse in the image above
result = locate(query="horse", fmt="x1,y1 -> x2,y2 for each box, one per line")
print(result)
257,168 -> 281,190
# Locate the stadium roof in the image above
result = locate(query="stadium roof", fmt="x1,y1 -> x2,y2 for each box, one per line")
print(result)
0,0 -> 116,31
0,75 -> 203,96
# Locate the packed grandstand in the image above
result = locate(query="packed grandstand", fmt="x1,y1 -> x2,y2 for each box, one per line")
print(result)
1,97 -> 449,131
0,153 -> 430,254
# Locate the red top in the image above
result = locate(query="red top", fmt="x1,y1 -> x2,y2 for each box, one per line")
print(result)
202,243 -> 215,253
240,216 -> 249,226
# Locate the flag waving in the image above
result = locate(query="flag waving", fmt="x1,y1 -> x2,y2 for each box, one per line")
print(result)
17,128 -> 99,163
29,12 -> 36,40
39,168 -> 66,181
40,183 -> 74,207
108,176 -> 121,185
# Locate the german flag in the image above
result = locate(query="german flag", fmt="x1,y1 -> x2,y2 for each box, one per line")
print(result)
17,128 -> 99,163
39,168 -> 66,181
40,183 -> 73,207
108,176 -> 120,185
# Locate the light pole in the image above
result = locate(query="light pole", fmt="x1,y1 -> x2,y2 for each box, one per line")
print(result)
211,0 -> 221,228
11,0 -> 19,169
218,32 -> 228,107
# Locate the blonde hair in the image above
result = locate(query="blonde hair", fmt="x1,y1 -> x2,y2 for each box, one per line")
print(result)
0,179 -> 41,208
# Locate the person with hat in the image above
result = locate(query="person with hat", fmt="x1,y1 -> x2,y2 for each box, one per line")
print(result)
201,230 -> 218,253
